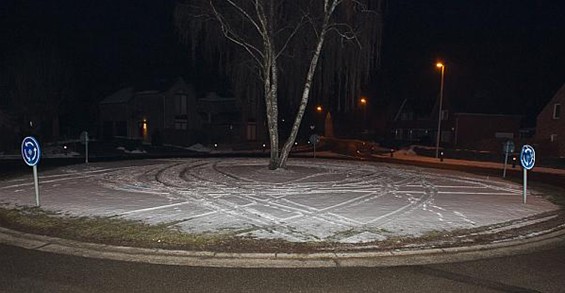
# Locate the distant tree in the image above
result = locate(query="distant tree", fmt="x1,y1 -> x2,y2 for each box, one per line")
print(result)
175,0 -> 384,169
5,42 -> 75,141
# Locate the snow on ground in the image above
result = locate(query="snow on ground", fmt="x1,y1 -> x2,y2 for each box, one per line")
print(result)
186,144 -> 211,153
0,158 -> 558,243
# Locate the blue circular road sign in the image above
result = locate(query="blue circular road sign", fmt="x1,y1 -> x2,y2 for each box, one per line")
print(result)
21,136 -> 41,167
520,145 -> 535,170
309,134 -> 320,145
503,140 -> 515,154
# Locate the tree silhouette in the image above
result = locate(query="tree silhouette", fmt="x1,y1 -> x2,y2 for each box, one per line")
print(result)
5,41 -> 75,141
175,0 -> 383,169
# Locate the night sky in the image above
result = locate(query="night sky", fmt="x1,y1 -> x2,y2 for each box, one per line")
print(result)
382,0 -> 565,126
1,0 -> 565,127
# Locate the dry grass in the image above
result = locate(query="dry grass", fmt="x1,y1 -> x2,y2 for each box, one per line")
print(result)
0,206 -> 326,253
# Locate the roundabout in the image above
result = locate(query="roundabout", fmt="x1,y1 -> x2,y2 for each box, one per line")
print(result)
0,158 -> 558,245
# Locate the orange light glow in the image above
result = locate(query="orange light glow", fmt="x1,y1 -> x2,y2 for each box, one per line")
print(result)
141,119 -> 149,140
436,62 -> 444,68
360,97 -> 367,105
316,105 -> 323,112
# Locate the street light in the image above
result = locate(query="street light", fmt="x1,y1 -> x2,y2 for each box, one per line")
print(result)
360,97 -> 367,129
314,105 -> 323,134
435,62 -> 445,159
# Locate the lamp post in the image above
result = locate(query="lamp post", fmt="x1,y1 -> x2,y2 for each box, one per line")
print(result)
360,97 -> 367,128
315,105 -> 323,133
359,97 -> 367,123
435,62 -> 445,159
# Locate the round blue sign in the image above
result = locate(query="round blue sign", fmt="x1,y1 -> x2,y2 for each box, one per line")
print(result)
21,136 -> 41,167
309,134 -> 320,145
520,145 -> 535,170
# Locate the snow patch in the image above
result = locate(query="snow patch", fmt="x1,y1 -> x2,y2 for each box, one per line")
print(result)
187,144 -> 211,153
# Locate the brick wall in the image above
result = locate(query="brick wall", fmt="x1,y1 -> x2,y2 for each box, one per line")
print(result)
536,84 -> 565,157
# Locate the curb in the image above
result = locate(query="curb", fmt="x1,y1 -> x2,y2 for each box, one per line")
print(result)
1,226 -> 564,268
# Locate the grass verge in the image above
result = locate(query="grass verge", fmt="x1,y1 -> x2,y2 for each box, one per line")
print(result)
0,206 -> 328,253
0,205 -> 563,254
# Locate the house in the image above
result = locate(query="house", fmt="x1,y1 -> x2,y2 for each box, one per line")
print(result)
99,77 -> 241,146
389,97 -> 450,146
196,92 -> 240,144
451,113 -> 521,151
536,83 -> 565,157
0,109 -> 19,152
390,98 -> 522,152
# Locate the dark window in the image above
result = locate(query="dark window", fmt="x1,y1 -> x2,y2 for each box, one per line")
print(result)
175,95 -> 187,116
246,122 -> 257,141
116,121 -> 127,137
103,122 -> 113,139
553,103 -> 561,119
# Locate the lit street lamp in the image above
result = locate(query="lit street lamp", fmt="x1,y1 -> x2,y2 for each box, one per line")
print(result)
435,62 -> 445,159
360,97 -> 367,129
314,105 -> 323,133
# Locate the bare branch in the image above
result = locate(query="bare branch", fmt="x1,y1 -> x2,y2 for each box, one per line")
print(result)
209,0 -> 264,66
253,0 -> 270,40
275,15 -> 307,59
224,0 -> 264,36
327,22 -> 362,48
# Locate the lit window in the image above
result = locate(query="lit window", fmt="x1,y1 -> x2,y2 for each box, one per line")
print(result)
553,103 -> 561,119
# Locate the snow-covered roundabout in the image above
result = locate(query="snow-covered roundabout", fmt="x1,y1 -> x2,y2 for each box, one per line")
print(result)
0,158 -> 558,243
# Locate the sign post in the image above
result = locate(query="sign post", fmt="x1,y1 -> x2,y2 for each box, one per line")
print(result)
520,145 -> 535,204
502,140 -> 515,178
309,134 -> 320,158
21,136 -> 41,207
80,131 -> 89,164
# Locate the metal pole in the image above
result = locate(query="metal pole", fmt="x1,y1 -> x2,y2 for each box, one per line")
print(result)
435,66 -> 445,158
503,152 -> 508,178
85,131 -> 89,164
313,143 -> 316,158
33,165 -> 40,207
523,168 -> 527,204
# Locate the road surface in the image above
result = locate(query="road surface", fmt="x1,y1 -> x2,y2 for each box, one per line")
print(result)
1,240 -> 564,292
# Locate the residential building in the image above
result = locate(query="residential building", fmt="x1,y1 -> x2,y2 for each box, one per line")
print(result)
452,113 -> 521,151
390,98 -> 522,152
536,83 -> 565,157
99,77 -> 241,146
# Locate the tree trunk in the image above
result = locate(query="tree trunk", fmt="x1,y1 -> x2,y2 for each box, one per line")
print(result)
264,37 -> 280,169
266,60 -> 280,169
277,19 -> 330,169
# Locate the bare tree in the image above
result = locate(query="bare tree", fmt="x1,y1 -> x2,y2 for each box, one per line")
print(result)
175,0 -> 383,169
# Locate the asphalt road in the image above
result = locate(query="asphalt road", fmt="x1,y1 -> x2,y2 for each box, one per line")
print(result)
1,241 -> 564,293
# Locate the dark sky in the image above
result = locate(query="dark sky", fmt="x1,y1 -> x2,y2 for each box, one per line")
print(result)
1,0 -> 565,126
1,0 -> 187,96
382,0 -> 565,126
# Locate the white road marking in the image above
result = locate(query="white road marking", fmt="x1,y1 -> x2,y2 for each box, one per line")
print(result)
120,201 -> 192,215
